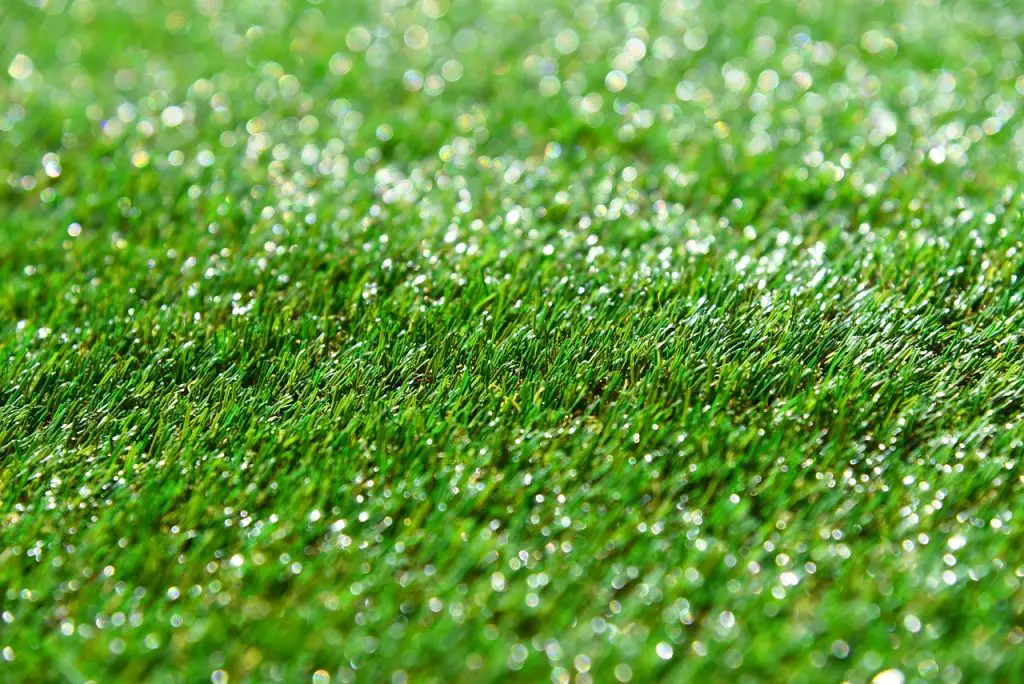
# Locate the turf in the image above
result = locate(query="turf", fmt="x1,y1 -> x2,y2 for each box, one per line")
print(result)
2,0 -> 1023,682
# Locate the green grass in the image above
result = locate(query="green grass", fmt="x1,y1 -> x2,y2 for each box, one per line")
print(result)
2,0 -> 1023,681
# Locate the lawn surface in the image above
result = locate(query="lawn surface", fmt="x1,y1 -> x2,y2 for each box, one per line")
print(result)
2,0 -> 1024,682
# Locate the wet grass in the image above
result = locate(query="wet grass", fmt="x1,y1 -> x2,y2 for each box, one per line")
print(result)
2,0 -> 1023,682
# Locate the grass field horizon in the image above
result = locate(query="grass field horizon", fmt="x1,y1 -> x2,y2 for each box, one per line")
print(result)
2,0 -> 1023,682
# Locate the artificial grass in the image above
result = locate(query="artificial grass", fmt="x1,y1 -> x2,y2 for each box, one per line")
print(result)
1,0 -> 1023,682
